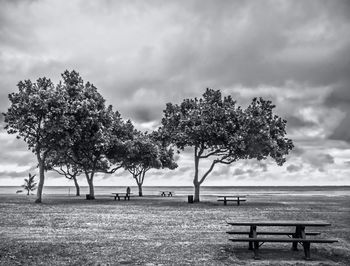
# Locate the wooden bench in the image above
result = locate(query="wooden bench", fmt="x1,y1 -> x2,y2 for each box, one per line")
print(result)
160,191 -> 173,197
228,237 -> 338,260
217,195 -> 246,205
226,221 -> 338,260
111,193 -> 132,201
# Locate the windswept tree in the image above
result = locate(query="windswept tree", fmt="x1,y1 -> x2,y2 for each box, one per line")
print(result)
58,71 -> 134,199
22,173 -> 37,195
158,88 -> 294,202
4,70 -> 133,202
120,133 -> 177,196
4,78 -> 68,203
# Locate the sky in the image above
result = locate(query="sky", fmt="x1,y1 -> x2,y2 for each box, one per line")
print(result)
1,0 -> 350,187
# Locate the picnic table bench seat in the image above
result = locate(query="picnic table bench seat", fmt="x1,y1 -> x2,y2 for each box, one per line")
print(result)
226,231 -> 321,236
228,237 -> 338,259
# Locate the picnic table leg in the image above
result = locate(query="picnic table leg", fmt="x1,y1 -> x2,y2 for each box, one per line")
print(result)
252,226 -> 260,260
114,195 -> 117,200
303,242 -> 311,260
292,225 -> 304,250
248,225 -> 255,250
117,195 -> 121,201
127,194 -> 130,200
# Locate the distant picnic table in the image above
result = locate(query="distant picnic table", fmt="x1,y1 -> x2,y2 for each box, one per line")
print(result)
111,193 -> 132,201
226,220 -> 338,260
160,191 -> 173,197
217,195 -> 246,205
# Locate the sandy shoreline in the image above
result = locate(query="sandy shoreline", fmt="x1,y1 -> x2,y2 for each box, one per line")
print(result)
1,193 -> 349,265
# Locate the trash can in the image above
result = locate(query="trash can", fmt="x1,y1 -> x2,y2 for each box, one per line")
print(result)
188,195 -> 194,203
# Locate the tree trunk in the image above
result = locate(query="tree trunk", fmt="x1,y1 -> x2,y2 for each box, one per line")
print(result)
193,152 -> 200,202
35,158 -> 45,203
138,182 -> 143,197
73,175 -> 80,196
85,172 -> 95,199
194,180 -> 200,202
27,189 -> 29,196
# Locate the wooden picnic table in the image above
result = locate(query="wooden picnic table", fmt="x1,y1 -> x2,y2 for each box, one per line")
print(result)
226,220 -> 337,259
217,195 -> 246,205
111,193 -> 132,201
160,191 -> 173,197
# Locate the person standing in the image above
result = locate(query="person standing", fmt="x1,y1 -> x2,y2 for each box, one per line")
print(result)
126,186 -> 131,195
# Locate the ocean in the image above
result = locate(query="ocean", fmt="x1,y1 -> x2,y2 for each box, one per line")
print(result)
1,186 -> 349,197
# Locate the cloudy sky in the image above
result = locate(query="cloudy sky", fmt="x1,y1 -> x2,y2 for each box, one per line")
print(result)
1,0 -> 350,187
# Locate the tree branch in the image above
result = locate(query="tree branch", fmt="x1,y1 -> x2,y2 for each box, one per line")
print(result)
199,160 -> 218,185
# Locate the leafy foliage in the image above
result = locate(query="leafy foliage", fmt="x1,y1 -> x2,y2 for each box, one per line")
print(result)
22,173 -> 37,195
4,77 -> 68,155
51,71 -> 135,198
3,76 -> 70,202
158,88 -> 294,201
3,70 -> 135,201
120,132 -> 178,196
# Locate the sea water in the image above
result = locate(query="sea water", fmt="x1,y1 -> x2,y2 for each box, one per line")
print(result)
1,186 -> 349,197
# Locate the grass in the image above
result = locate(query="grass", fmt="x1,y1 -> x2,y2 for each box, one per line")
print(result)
0,193 -> 349,265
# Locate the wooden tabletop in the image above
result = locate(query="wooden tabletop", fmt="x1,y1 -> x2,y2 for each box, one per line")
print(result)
217,195 -> 247,197
226,221 -> 331,227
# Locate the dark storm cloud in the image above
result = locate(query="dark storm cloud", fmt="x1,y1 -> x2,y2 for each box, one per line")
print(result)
325,84 -> 350,143
285,116 -> 317,129
286,164 -> 303,173
329,113 -> 350,143
0,170 -> 29,179
290,146 -> 305,156
1,0 -> 350,185
305,153 -> 335,172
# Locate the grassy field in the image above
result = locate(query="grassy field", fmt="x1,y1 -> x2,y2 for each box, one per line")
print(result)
0,193 -> 349,266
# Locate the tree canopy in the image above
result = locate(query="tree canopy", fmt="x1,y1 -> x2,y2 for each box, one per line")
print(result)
158,88 -> 294,202
4,70 -> 136,202
120,132 -> 177,196
52,70 -> 135,198
4,77 -> 68,203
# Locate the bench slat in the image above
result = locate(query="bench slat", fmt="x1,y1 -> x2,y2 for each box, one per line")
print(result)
226,231 -> 320,235
229,238 -> 338,243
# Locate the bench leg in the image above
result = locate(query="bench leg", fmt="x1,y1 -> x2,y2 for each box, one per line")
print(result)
303,242 -> 311,260
224,197 -> 227,205
237,197 -> 240,205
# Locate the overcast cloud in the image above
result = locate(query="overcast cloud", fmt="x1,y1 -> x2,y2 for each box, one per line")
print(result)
1,0 -> 350,186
